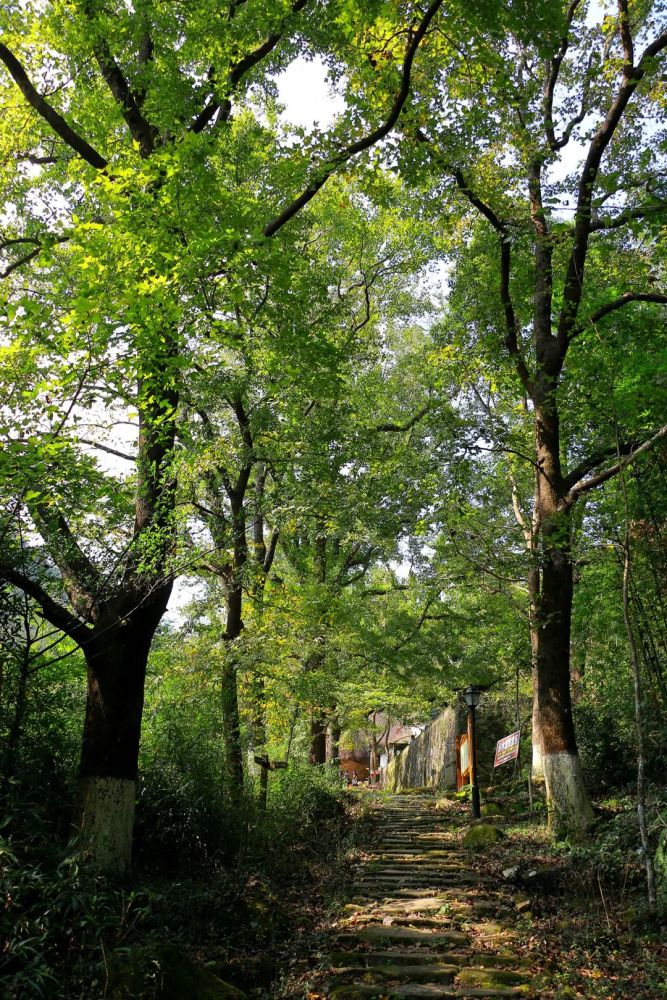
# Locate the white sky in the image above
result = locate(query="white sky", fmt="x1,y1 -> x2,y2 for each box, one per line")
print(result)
276,56 -> 345,131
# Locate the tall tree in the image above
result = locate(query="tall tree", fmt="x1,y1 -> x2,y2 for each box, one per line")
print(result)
0,0 -> 445,872
379,0 -> 667,831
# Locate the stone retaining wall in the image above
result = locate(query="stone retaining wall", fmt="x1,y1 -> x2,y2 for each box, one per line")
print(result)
383,704 -> 462,792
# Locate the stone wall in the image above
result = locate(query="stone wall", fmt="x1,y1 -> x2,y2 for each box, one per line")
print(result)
384,704 -> 462,792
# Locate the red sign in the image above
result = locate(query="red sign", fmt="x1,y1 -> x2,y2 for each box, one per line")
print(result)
494,730 -> 520,768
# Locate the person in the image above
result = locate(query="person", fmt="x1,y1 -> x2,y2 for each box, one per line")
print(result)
351,770 -> 359,786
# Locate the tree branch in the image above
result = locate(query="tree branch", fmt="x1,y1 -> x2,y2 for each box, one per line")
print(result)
77,438 -> 136,461
83,2 -> 157,157
263,529 -> 279,576
263,0 -> 445,237
452,169 -> 534,397
557,27 -> 667,342
589,201 -> 667,231
0,566 -> 92,644
32,502 -> 100,601
0,44 -> 107,169
1,232 -> 70,279
192,0 -> 310,132
562,424 -> 667,508
374,403 -> 431,433
564,438 -> 640,490
579,291 -> 667,332
543,0 -> 586,151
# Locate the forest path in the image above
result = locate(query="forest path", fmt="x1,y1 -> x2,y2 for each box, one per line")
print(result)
310,792 -> 535,999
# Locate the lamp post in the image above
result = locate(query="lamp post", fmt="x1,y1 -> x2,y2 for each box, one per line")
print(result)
464,685 -> 482,819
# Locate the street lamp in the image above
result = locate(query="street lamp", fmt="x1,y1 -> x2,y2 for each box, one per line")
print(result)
464,685 -> 482,819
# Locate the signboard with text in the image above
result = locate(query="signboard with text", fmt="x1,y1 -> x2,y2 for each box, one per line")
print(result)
494,730 -> 520,768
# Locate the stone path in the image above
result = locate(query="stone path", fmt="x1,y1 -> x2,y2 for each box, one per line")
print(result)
314,793 -> 535,999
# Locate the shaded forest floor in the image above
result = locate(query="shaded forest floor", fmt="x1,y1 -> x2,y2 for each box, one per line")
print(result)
3,784 -> 666,998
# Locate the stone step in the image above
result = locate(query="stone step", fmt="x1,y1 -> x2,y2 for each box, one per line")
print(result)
336,925 -> 468,947
355,868 -> 471,879
354,880 -> 483,895
329,950 -> 529,970
371,852 -> 457,861
332,962 -> 460,983
329,984 -> 529,999
355,874 -> 480,885
359,899 -> 505,919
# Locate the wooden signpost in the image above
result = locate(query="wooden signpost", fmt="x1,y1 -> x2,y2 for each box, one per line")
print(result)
254,755 -> 288,772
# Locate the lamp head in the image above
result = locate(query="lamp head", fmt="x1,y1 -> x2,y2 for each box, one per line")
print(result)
464,685 -> 482,709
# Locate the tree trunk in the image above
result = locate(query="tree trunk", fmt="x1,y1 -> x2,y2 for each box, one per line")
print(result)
535,512 -> 593,835
221,655 -> 244,795
532,399 -> 593,835
528,565 -> 544,782
309,713 -> 327,765
326,720 -> 340,765
622,533 -> 657,910
73,622 -> 154,878
221,586 -> 244,798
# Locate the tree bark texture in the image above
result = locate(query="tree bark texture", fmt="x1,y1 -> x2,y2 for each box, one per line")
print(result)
326,721 -> 341,764
73,597 -> 169,877
533,407 -> 593,833
309,713 -> 327,765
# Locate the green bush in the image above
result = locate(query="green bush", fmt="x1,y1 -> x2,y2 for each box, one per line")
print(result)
573,702 -> 636,793
0,830 -> 148,999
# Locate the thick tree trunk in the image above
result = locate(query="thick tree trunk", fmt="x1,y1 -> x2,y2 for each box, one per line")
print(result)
326,721 -> 340,765
221,656 -> 244,795
532,398 -> 593,835
309,713 -> 327,765
221,583 -> 245,796
537,550 -> 593,834
73,621 -> 155,877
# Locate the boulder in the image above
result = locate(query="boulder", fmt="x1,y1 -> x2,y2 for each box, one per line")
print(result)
481,802 -> 504,817
463,823 -> 505,850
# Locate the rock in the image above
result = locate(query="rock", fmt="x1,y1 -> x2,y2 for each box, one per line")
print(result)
109,944 -> 247,1000
456,967 -> 530,988
481,802 -> 504,817
434,796 -> 457,811
501,862 -> 558,891
463,823 -> 505,850
513,894 -> 532,913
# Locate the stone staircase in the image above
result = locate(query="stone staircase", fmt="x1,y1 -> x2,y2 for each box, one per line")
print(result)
316,793 -> 535,999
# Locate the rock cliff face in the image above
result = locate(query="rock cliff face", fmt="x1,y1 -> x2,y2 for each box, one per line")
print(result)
384,706 -> 462,792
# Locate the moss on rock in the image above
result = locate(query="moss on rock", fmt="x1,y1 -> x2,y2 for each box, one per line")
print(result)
463,823 -> 505,850
456,966 -> 530,989
481,802 -> 504,817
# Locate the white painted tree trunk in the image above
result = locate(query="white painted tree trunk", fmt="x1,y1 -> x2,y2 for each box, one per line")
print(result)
543,751 -> 594,836
531,679 -> 545,782
74,776 -> 135,877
